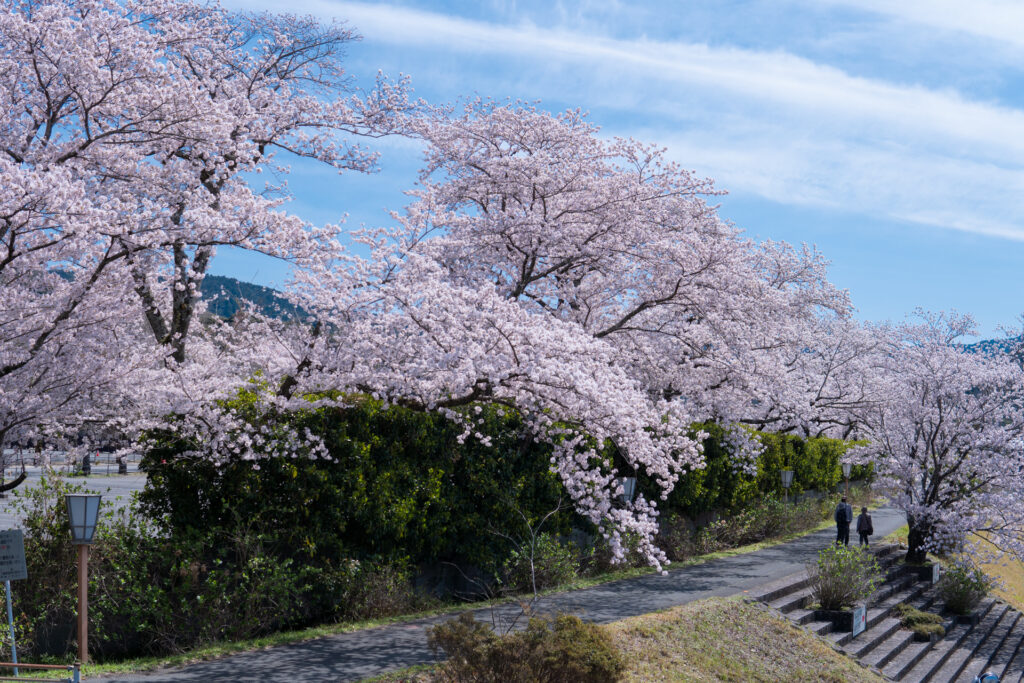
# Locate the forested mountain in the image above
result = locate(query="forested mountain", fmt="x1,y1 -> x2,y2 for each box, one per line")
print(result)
200,275 -> 303,320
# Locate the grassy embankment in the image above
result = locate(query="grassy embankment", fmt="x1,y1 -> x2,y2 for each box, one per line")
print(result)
610,598 -> 884,683
882,525 -> 1024,612
368,597 -> 885,683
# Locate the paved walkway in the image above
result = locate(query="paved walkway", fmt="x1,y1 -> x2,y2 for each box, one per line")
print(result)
88,506 -> 907,683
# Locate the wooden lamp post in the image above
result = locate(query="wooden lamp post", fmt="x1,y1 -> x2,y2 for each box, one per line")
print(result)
65,494 -> 101,665
780,469 -> 794,503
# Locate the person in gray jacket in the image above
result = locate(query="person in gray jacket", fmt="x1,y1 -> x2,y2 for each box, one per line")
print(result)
835,496 -> 853,546
857,507 -> 873,546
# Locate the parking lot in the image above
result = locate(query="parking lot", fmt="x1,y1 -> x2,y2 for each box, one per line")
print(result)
0,451 -> 147,529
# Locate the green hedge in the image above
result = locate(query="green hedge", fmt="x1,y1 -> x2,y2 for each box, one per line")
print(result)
141,398 -> 572,573
659,423 -> 869,517
5,399 -> 872,661
142,400 -> 869,573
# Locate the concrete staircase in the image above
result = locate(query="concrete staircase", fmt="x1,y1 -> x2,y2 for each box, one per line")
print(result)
752,544 -> 1024,682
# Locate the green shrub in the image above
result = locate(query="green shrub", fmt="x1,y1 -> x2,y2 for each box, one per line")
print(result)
336,560 -> 438,621
657,496 -> 833,561
427,612 -> 625,682
654,513 -> 697,562
502,533 -> 579,594
143,395 -> 870,578
579,532 -> 647,576
939,561 -> 993,616
808,545 -> 882,610
0,475 -> 434,661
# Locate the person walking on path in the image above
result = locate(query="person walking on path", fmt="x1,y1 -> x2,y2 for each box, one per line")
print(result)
835,496 -> 853,545
857,506 -> 873,546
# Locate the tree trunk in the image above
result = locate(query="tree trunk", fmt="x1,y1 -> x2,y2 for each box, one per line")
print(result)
906,517 -> 931,564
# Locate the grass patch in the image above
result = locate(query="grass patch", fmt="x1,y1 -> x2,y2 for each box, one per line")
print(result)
891,603 -> 945,639
361,597 -> 886,682
607,597 -> 884,682
968,532 -> 1024,612
881,524 -> 908,546
353,663 -> 439,682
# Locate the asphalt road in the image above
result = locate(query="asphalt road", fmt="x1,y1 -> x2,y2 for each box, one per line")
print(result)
0,463 -> 147,530
87,506 -> 907,683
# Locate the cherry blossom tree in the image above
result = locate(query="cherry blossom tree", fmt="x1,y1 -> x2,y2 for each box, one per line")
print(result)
395,103 -> 864,433
269,102 -> 864,567
1,1 -> 910,572
847,312 -> 1024,564
0,0 -> 413,448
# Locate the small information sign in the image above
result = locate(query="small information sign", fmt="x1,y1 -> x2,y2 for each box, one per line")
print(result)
932,563 -> 940,585
852,605 -> 867,637
0,530 -> 27,582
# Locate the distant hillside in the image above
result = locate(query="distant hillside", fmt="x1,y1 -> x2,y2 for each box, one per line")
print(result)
966,336 -> 1021,356
200,275 -> 304,321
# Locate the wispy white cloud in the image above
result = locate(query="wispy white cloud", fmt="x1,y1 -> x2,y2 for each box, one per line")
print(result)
233,0 -> 1024,241
816,0 -> 1024,51
263,1 -> 1024,151
653,130 -> 1024,240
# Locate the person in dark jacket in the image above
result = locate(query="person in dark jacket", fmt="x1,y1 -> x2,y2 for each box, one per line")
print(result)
835,496 -> 853,545
857,506 -> 874,546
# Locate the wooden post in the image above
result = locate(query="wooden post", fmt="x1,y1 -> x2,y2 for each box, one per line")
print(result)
77,544 -> 88,665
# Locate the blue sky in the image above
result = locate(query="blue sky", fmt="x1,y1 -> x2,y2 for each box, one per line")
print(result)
215,0 -> 1024,339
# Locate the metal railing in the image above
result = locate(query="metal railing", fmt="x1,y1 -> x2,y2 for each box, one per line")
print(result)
0,661 -> 80,682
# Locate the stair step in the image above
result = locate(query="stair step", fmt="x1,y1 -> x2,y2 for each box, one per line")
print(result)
837,614 -> 901,653
991,613 -> 1024,683
928,602 -> 1010,682
973,607 -> 1024,683
750,570 -> 811,603
807,619 -> 834,636
955,608 -> 1022,683
893,597 -> 998,682
769,585 -> 813,614
862,626 -> 917,671
843,587 -> 940,659
786,606 -> 822,625
881,605 -> 987,682
831,580 -> 932,648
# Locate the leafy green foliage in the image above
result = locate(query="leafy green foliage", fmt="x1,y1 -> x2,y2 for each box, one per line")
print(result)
1,476 -> 435,661
427,612 -> 625,682
657,495 -> 840,561
143,400 -> 868,577
939,561 -> 994,615
141,398 -> 571,573
650,423 -> 869,517
808,544 -> 882,610
502,533 -> 579,594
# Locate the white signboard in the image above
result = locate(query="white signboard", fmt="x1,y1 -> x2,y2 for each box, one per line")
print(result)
0,530 -> 27,582
852,605 -> 867,637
